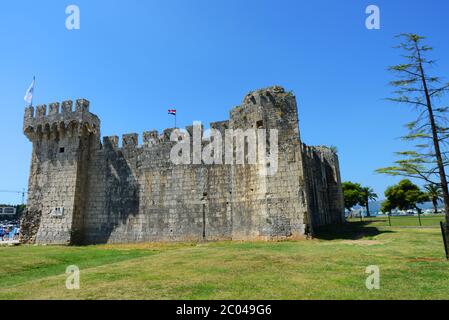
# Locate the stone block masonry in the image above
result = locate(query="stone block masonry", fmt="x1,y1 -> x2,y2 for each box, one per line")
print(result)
21,86 -> 344,245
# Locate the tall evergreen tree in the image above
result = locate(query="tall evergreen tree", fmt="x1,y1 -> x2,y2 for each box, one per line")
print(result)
377,34 -> 449,252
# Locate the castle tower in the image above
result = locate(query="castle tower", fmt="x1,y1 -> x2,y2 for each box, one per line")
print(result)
23,99 -> 100,244
229,86 -> 311,239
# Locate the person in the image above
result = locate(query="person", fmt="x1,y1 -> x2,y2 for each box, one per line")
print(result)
4,227 -> 10,241
8,227 -> 16,241
0,227 -> 4,241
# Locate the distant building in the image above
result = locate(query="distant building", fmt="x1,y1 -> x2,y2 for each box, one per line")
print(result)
0,207 -> 17,216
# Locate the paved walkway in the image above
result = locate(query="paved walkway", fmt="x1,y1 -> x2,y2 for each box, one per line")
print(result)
0,240 -> 20,246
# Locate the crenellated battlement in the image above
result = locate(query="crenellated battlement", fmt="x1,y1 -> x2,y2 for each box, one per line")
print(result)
25,99 -> 90,119
102,123 -> 213,150
23,86 -> 298,153
23,99 -> 100,142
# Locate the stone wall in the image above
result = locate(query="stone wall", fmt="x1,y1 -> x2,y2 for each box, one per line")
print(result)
22,86 -> 344,245
302,145 -> 345,230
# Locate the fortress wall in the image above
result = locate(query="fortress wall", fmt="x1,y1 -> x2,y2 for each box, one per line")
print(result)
227,102 -> 269,239
22,86 -> 345,245
302,145 -> 345,228
259,149 -> 309,238
83,87 -> 310,243
318,147 -> 345,225
83,134 -> 234,244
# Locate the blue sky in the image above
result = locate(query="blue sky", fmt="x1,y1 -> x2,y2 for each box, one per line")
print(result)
1,0 -> 449,204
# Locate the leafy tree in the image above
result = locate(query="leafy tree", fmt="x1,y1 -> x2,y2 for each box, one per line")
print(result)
384,179 -> 429,212
377,34 -> 449,232
380,199 -> 394,226
342,182 -> 363,213
343,182 -> 378,219
360,187 -> 378,217
380,200 -> 394,214
425,184 -> 443,213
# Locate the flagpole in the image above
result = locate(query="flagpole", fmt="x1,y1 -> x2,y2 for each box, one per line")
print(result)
31,76 -> 35,107
168,110 -> 177,128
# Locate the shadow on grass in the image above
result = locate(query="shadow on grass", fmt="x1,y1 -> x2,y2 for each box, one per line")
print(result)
314,222 -> 395,240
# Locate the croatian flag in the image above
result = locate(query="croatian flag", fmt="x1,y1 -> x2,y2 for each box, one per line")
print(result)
24,77 -> 35,106
168,109 -> 176,116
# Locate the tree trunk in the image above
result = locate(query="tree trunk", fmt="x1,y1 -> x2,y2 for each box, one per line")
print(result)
366,201 -> 370,217
440,222 -> 449,260
416,206 -> 422,227
415,41 -> 449,257
432,200 -> 438,214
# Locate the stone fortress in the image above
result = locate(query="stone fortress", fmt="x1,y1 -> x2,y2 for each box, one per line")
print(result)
21,86 -> 344,245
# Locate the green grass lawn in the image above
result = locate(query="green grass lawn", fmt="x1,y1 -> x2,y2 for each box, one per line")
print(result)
348,214 -> 445,227
1,221 -> 448,300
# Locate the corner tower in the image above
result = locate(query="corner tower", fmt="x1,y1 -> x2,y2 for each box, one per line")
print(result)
23,99 -> 100,244
229,86 -> 311,239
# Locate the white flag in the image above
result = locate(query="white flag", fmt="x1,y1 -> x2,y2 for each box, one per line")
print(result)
24,77 -> 35,106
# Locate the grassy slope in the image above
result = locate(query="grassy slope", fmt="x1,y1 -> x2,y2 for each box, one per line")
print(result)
0,221 -> 448,300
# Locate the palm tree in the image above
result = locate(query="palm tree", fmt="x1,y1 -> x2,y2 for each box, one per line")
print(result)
425,184 -> 443,214
361,187 -> 378,217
